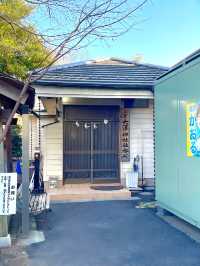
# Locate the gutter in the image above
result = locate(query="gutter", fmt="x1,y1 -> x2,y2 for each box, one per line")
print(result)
31,110 -> 40,118
32,81 -> 154,91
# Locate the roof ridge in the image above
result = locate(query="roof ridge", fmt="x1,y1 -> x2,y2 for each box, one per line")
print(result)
40,58 -> 167,72
90,57 -> 168,70
135,62 -> 168,70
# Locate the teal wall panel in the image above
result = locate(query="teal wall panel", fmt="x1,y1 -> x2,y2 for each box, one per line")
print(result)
155,57 -> 200,228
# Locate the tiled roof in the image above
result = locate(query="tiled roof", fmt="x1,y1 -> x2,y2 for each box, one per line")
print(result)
33,58 -> 168,89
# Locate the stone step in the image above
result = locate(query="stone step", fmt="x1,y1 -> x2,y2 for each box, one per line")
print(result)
49,189 -> 131,202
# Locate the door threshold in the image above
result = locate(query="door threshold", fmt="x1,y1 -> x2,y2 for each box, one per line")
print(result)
64,178 -> 90,184
92,179 -> 120,184
64,178 -> 120,185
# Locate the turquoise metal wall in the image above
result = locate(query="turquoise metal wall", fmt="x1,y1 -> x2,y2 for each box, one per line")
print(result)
155,56 -> 200,228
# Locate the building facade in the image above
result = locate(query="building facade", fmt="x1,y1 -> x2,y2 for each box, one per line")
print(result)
31,58 -> 167,189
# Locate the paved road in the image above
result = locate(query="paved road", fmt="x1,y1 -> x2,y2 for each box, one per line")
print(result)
27,198 -> 200,266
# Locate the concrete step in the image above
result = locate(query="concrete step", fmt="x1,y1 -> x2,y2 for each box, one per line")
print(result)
48,186 -> 131,202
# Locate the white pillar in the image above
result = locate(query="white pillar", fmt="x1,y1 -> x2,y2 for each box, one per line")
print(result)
21,105 -> 30,236
0,120 -> 9,242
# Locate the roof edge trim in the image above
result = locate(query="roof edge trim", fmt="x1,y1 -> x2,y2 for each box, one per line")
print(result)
157,49 -> 200,80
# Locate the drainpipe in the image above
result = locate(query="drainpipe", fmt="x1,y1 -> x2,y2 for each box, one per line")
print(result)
42,118 -> 59,128
41,98 -> 60,128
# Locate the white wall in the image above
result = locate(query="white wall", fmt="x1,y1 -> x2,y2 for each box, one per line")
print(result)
29,113 -> 63,183
42,118 -> 63,182
121,102 -> 154,185
30,97 -> 154,187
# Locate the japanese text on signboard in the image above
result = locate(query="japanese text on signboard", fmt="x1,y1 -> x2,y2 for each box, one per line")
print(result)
0,173 -> 17,215
120,108 -> 130,162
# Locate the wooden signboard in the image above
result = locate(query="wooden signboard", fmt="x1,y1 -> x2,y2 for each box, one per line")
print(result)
120,108 -> 130,162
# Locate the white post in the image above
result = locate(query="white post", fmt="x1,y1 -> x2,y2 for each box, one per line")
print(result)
0,120 -> 8,242
21,105 -> 30,236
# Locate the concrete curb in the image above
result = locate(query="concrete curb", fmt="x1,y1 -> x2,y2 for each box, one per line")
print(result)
159,214 -> 200,244
16,230 -> 45,247
0,234 -> 11,248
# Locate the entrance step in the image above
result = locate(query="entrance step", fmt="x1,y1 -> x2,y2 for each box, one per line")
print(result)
48,183 -> 131,202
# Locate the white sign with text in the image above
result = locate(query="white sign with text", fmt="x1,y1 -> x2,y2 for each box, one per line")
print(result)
0,173 -> 17,215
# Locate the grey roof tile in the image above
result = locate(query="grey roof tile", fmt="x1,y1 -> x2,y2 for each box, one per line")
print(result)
33,59 -> 168,89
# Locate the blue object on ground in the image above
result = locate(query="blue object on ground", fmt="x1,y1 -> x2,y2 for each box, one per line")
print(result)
16,159 -> 22,175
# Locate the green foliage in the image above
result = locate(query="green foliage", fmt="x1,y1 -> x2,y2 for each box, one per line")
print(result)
11,125 -> 22,158
0,0 -> 51,79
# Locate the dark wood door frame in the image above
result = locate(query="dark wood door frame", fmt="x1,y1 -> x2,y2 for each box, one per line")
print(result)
63,105 -> 120,183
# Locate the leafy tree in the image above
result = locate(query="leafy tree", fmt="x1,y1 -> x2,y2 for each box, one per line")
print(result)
11,125 -> 22,158
0,0 -> 51,79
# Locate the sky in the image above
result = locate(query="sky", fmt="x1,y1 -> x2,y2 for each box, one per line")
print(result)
32,0 -> 200,67
83,0 -> 200,67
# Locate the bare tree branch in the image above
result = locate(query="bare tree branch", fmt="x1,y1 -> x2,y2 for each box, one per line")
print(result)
0,0 -> 149,143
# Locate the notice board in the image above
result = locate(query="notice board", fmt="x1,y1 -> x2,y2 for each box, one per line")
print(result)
0,173 -> 17,215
